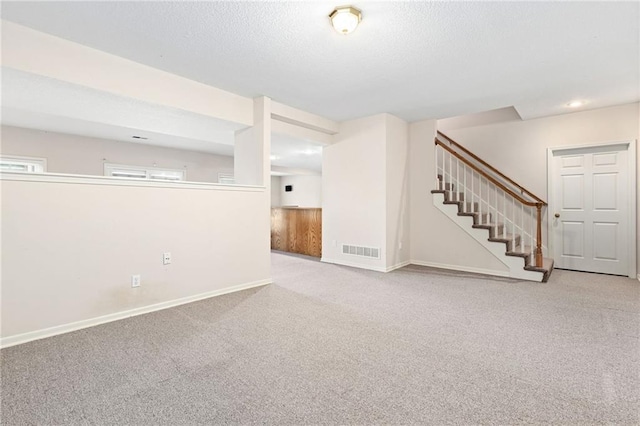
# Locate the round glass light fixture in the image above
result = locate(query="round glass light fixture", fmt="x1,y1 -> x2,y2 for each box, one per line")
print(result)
329,6 -> 362,35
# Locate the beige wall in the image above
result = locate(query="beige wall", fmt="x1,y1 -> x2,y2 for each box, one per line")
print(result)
385,114 -> 410,268
409,119 -> 509,274
1,179 -> 271,340
323,113 -> 411,272
280,175 -> 322,208
438,102 -> 639,277
323,114 -> 387,271
1,125 -> 234,183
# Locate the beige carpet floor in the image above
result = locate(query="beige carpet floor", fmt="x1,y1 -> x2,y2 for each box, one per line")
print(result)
1,252 -> 638,424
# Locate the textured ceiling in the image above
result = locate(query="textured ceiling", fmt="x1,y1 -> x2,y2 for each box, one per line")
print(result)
2,1 -> 638,122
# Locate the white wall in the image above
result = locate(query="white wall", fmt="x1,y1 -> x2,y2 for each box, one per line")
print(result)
1,125 -> 234,183
279,175 -> 322,208
323,114 -> 387,271
270,176 -> 282,207
323,113 -> 410,272
437,102 -> 640,276
409,119 -> 509,274
0,179 -> 270,341
234,98 -> 270,186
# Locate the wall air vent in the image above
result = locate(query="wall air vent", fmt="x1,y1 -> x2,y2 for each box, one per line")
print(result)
342,244 -> 380,259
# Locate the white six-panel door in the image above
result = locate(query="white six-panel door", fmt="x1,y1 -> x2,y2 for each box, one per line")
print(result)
551,144 -> 630,276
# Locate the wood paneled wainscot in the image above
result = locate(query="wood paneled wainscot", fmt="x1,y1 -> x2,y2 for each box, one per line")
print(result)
271,208 -> 322,257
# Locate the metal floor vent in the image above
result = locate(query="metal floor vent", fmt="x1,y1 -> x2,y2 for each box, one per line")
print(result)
342,244 -> 380,259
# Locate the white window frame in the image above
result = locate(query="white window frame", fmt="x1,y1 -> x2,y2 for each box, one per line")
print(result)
217,172 -> 235,184
0,155 -> 47,173
104,163 -> 186,182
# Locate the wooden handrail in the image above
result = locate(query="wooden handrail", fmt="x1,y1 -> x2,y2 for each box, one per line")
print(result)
435,140 -> 540,207
435,138 -> 544,267
437,130 -> 547,205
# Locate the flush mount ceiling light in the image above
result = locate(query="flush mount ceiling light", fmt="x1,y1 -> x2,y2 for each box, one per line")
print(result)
329,6 -> 362,35
566,100 -> 585,108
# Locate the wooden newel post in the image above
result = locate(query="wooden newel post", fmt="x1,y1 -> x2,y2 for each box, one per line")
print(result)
535,203 -> 543,267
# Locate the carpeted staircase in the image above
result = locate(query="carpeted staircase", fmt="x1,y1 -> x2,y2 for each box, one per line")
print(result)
431,175 -> 554,282
432,132 -> 554,282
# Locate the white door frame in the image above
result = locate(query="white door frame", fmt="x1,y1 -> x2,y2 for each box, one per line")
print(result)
547,140 -> 637,279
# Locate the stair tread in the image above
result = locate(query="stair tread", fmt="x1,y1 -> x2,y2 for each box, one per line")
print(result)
506,245 -> 533,256
489,233 -> 520,242
525,258 -> 555,282
473,222 -> 504,228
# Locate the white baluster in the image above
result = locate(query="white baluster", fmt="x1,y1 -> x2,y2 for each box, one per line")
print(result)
470,169 -> 474,214
478,175 -> 482,223
448,151 -> 452,199
530,206 -> 535,260
512,196 -> 516,252
521,203 -> 524,251
435,145 -> 438,188
456,158 -> 459,202
496,185 -> 499,236
463,163 -> 467,210
502,190 -> 506,241
441,146 -> 444,186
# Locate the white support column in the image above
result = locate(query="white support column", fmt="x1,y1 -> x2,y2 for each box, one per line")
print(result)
234,97 -> 271,186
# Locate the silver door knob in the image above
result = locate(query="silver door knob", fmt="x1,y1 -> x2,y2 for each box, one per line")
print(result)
554,213 -> 560,218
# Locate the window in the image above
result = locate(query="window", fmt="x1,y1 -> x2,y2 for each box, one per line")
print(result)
104,163 -> 186,181
0,156 -> 47,173
218,173 -> 235,184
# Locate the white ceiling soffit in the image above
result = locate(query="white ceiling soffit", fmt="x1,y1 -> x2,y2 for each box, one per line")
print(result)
2,1 -> 638,121
1,67 -> 244,154
1,68 -> 323,171
438,106 -> 523,132
1,108 -> 236,158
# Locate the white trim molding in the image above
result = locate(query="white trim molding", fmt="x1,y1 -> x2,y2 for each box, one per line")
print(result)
0,171 -> 265,191
321,257 -> 410,273
410,260 -> 510,278
0,279 -> 272,349
386,260 -> 411,272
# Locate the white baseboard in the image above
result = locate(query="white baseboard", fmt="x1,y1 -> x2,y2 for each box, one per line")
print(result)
0,278 -> 272,349
409,259 -> 510,278
386,260 -> 411,272
321,258 -> 410,273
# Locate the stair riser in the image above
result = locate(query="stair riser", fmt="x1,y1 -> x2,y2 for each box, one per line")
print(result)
488,226 -> 505,239
445,192 -> 464,202
439,182 -> 455,191
465,202 -> 479,212
505,238 -> 522,252
474,213 -> 492,225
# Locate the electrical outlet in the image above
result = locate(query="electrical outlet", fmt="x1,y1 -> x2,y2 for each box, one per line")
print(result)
131,274 -> 141,288
163,252 -> 171,265
399,242 -> 403,250
332,240 -> 337,247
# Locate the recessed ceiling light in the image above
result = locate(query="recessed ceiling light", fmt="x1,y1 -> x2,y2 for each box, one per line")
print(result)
270,155 -> 279,160
329,6 -> 362,35
566,100 -> 585,108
